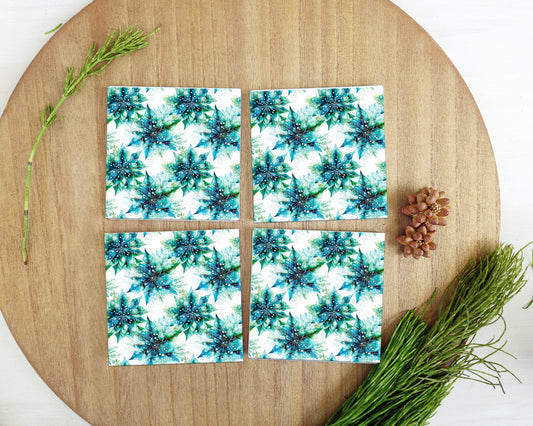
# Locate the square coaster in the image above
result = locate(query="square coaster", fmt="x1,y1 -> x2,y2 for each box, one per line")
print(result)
251,86 -> 387,221
106,87 -> 241,220
249,229 -> 384,362
105,229 -> 242,365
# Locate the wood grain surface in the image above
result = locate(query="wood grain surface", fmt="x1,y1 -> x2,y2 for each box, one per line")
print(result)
0,0 -> 499,425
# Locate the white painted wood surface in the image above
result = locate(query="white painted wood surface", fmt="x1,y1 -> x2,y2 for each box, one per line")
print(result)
0,0 -> 531,424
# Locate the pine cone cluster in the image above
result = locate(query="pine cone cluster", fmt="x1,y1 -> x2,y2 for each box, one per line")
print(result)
397,187 -> 451,259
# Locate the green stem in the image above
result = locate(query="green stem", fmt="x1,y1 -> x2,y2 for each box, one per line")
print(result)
22,26 -> 159,264
22,95 -> 67,264
44,23 -> 63,35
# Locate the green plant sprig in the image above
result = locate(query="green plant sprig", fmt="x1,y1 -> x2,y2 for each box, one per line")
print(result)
327,243 -> 529,426
23,26 -> 160,264
44,23 -> 63,35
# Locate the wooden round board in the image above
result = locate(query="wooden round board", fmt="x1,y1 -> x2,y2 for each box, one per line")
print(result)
0,0 -> 499,424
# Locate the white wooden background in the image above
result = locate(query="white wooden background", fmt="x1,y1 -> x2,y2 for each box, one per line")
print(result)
0,1 -> 532,424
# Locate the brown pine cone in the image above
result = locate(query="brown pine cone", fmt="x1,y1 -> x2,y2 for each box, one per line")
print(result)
396,225 -> 437,259
401,187 -> 450,230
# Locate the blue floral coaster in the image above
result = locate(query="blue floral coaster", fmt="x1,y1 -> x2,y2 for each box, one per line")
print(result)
249,229 -> 384,362
251,86 -> 387,221
105,229 -> 243,365
106,87 -> 241,220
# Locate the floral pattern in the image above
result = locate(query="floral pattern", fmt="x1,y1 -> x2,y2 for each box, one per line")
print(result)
104,85 -> 389,367
106,229 -> 242,365
249,229 -> 383,362
251,86 -> 387,221
106,87 -> 241,220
